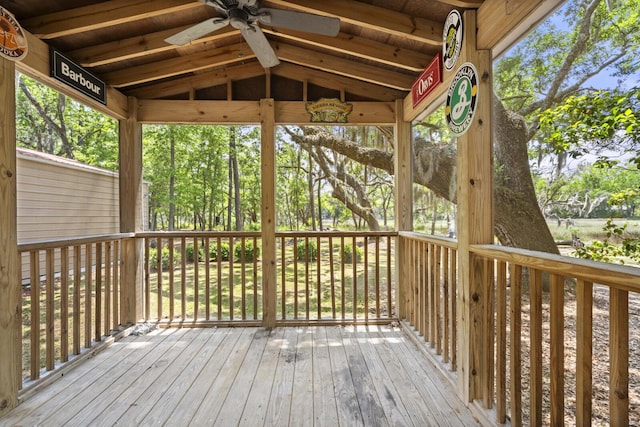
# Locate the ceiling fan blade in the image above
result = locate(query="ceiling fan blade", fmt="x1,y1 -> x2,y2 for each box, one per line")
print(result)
165,18 -> 229,45
257,8 -> 340,37
241,25 -> 280,68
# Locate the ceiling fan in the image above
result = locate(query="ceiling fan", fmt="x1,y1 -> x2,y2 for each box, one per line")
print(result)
165,0 -> 341,68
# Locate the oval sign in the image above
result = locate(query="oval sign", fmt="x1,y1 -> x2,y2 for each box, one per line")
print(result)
442,10 -> 462,71
0,7 -> 28,61
445,62 -> 478,136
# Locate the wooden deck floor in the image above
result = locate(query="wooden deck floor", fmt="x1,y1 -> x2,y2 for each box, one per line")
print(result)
2,326 -> 482,426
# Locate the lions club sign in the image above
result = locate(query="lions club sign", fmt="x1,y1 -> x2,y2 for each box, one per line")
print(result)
0,7 -> 27,61
445,62 -> 478,136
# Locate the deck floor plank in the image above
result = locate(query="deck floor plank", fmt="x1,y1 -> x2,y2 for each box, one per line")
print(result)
311,326 -> 339,427
239,328 -> 286,426
325,326 -> 366,427
264,327 -> 298,426
65,328 -> 201,427
1,326 -> 484,427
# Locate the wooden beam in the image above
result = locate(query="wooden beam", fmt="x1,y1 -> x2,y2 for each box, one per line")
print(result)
118,97 -> 144,325
260,99 -> 277,328
275,43 -> 415,91
435,0 -> 483,6
21,0 -> 200,39
126,62 -> 266,99
68,26 -> 239,68
137,100 -> 261,124
103,43 -> 256,88
394,99 -> 413,320
454,11 -> 494,403
272,63 -> 404,101
266,0 -> 442,46
0,57 -> 20,417
275,101 -> 395,125
16,31 -> 128,120
137,99 -> 394,124
477,0 -> 565,55
263,27 -> 430,72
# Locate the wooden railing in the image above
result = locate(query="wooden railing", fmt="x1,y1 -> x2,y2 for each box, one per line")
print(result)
17,233 -> 133,388
140,231 -> 397,326
398,231 -> 640,426
275,231 -> 396,324
398,232 -> 458,371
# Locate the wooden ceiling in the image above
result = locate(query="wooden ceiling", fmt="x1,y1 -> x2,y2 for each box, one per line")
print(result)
1,0 -> 563,120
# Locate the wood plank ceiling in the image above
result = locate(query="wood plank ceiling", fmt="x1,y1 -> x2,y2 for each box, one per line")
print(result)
1,0 -> 485,103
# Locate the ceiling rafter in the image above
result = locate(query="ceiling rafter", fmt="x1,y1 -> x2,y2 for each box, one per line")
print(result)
275,43 -> 416,90
271,63 -> 404,101
126,62 -> 266,99
263,27 -> 430,72
103,42 -> 256,87
21,0 -> 200,39
265,0 -> 443,46
68,26 -> 240,67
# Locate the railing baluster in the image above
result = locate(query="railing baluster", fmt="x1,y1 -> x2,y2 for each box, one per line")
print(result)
95,242 -> 102,343
610,288 -> 629,425
550,273 -> 565,426
240,237 -> 246,320
73,245 -> 81,356
228,236 -> 233,320
316,235 -> 321,320
84,243 -> 92,349
363,236 -> 369,323
112,241 -> 119,331
375,236 -> 380,318
352,235 -> 357,321
205,237 -> 211,321
305,237 -> 310,320
386,235 -> 392,319
180,237 -> 186,320
329,235 -> 336,319
253,236 -> 258,320
576,279 -> 593,426
168,238 -> 175,321
60,247 -> 69,363
509,263 -> 522,427
341,236 -> 345,321
194,236 -> 199,320
216,237 -> 222,320
45,248 -> 54,371
104,241 -> 112,337
280,236 -> 286,320
30,250 -> 40,380
157,237 -> 162,321
496,260 -> 507,423
293,236 -> 299,320
530,268 -> 543,426
435,244 -> 442,354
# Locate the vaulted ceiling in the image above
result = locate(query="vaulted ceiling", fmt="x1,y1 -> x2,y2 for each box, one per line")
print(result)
2,0 -> 562,119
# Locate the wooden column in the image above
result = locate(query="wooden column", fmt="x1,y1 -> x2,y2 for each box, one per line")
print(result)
394,99 -> 413,319
260,99 -> 277,328
119,96 -> 143,325
0,57 -> 20,416
455,11 -> 494,403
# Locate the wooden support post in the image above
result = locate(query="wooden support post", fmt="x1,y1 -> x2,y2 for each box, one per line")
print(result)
455,11 -> 494,403
119,96 -> 144,326
394,99 -> 413,319
260,99 -> 277,328
0,57 -> 20,417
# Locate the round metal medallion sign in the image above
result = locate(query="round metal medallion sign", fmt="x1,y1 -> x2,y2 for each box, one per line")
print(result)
442,10 -> 462,71
0,7 -> 27,61
445,62 -> 478,136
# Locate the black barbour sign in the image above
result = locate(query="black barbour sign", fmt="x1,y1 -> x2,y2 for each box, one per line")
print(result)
50,48 -> 106,105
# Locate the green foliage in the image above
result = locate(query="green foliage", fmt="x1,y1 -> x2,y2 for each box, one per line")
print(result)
295,240 -> 317,261
574,219 -> 640,264
148,247 -> 181,271
185,244 -> 204,262
210,243 -> 231,261
234,240 -> 261,261
342,243 -> 363,263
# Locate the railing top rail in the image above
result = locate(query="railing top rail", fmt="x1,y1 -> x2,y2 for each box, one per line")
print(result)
471,243 -> 640,292
276,230 -> 398,237
136,231 -> 262,238
399,231 -> 458,249
18,233 -> 135,252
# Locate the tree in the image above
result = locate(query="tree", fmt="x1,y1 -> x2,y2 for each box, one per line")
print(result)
287,0 -> 640,253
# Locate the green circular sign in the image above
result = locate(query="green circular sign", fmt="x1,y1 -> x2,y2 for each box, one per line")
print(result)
445,62 -> 478,136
